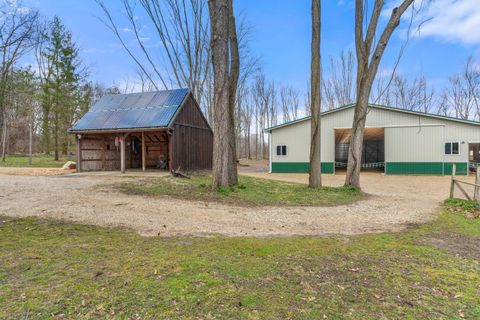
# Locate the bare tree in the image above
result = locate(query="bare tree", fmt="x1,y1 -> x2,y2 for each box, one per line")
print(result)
208,0 -> 239,188
251,72 -> 273,159
280,86 -> 300,122
309,0 -> 321,188
96,0 -> 211,104
345,0 -> 416,188
323,50 -> 355,109
0,1 -> 39,161
437,93 -> 450,117
392,73 -> 434,112
304,80 -> 311,116
440,56 -> 480,120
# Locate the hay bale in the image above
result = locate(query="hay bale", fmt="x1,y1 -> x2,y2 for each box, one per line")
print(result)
62,161 -> 76,170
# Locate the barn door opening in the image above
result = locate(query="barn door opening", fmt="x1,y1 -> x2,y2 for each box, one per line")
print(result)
129,132 -> 169,170
335,128 -> 385,173
468,143 -> 480,173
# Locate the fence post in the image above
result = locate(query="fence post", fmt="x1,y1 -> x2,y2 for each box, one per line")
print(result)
475,167 -> 480,201
450,163 -> 456,199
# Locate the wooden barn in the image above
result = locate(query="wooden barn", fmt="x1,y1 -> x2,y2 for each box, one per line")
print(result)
69,88 -> 212,173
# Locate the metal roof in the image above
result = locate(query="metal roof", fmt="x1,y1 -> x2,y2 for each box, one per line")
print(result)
69,88 -> 189,132
264,103 -> 480,132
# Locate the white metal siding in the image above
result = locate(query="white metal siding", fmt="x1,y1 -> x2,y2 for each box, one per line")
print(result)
269,106 -> 480,164
271,120 -> 311,163
384,126 -> 444,162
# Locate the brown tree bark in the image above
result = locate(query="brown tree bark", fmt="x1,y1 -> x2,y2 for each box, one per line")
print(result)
345,0 -> 414,188
309,0 -> 322,188
227,0 -> 239,184
208,0 -> 239,188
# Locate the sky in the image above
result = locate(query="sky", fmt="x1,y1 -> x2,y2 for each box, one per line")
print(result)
22,0 -> 480,98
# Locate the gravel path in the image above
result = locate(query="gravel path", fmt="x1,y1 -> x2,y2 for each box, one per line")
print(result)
0,168 -> 467,237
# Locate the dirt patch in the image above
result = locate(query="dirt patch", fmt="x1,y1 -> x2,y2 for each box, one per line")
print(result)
0,168 -> 462,237
419,234 -> 480,260
0,167 -> 74,176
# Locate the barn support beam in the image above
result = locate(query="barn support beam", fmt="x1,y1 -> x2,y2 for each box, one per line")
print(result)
76,134 -> 82,173
120,133 -> 126,174
168,129 -> 173,171
142,131 -> 146,172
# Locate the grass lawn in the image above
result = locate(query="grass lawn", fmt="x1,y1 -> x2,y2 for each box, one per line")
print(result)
0,155 -> 70,168
0,200 -> 479,319
116,175 -> 362,207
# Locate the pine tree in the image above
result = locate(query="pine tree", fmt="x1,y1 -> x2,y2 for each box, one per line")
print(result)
39,17 -> 84,160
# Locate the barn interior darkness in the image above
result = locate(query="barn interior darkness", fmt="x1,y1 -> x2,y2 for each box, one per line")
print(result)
469,143 -> 480,163
335,128 -> 385,171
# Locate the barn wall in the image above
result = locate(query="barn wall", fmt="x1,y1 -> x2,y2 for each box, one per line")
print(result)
269,106 -> 480,175
79,134 -> 130,171
170,95 -> 213,172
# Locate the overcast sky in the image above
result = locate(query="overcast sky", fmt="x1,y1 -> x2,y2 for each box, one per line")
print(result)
23,0 -> 480,96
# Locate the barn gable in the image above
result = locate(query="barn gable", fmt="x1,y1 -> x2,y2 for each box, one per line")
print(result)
169,93 -> 213,171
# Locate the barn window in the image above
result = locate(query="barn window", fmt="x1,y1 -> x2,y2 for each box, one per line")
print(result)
276,145 -> 287,156
445,142 -> 459,155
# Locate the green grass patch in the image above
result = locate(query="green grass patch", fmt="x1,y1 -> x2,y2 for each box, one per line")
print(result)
115,175 -> 362,207
0,154 -> 70,168
0,201 -> 479,319
444,198 -> 479,212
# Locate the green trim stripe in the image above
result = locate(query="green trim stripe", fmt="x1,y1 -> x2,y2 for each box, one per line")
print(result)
272,162 -> 468,175
271,162 -> 335,174
385,162 -> 468,175
443,162 -> 468,175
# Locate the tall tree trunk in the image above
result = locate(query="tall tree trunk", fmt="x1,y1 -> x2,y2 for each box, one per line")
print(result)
345,0 -> 414,188
208,0 -> 239,188
309,0 -> 322,188
42,104 -> 50,155
54,112 -> 59,161
28,113 -> 33,166
1,116 -> 6,162
247,125 -> 251,159
227,0 -> 239,184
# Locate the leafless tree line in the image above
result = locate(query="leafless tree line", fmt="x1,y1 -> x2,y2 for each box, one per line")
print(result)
0,0 -> 39,160
0,1 -> 122,161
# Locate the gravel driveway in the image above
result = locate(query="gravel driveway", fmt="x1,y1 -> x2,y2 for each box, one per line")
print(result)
0,167 -> 468,237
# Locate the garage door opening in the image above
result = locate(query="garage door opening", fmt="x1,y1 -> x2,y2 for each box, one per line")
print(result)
335,128 -> 385,173
468,142 -> 480,173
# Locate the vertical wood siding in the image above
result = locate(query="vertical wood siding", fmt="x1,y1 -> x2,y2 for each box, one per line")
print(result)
170,95 -> 213,172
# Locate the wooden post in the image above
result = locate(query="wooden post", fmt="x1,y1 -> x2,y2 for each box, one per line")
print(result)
101,135 -> 106,171
450,163 -> 456,198
142,132 -> 146,172
76,134 -> 82,173
475,167 -> 480,201
120,133 -> 125,174
168,129 -> 173,171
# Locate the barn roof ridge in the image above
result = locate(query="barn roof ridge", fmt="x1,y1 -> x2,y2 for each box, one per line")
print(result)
264,103 -> 480,132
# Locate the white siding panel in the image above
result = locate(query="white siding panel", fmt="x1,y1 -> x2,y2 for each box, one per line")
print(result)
271,120 -> 310,163
269,106 -> 480,164
385,126 -> 444,162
